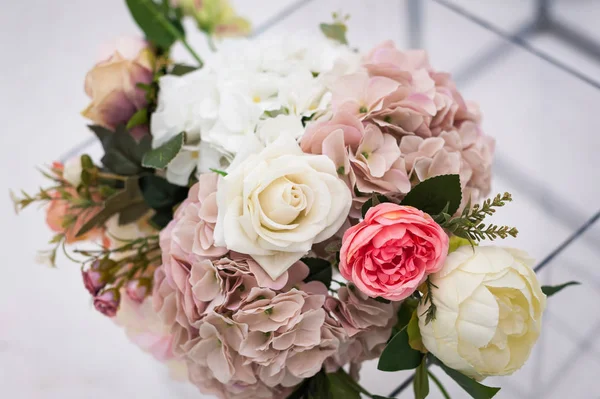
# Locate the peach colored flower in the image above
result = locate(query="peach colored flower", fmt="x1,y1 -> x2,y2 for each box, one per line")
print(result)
45,188 -> 105,244
339,203 -> 449,301
82,36 -> 154,136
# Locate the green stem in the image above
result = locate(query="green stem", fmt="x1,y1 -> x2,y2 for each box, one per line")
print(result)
428,370 -> 451,399
180,37 -> 204,67
206,35 -> 217,52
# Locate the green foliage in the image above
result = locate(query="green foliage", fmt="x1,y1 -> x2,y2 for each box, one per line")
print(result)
209,168 -> 228,177
126,108 -> 149,130
396,296 -> 419,332
125,0 -> 185,50
142,132 -> 185,169
414,357 -> 430,399
420,279 -> 438,325
287,369 -> 331,399
378,327 -> 423,372
401,174 -> 462,216
435,358 -> 500,399
76,177 -> 145,237
361,193 -> 392,218
170,63 -> 199,76
541,281 -> 580,296
437,192 -> 517,244
301,258 -> 332,288
89,125 -> 151,176
320,23 -> 348,45
407,311 -> 425,352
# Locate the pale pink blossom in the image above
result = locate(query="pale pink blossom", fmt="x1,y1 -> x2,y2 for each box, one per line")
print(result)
300,111 -> 364,155
331,72 -> 399,119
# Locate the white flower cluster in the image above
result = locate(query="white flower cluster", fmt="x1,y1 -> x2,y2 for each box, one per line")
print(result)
151,35 -> 360,185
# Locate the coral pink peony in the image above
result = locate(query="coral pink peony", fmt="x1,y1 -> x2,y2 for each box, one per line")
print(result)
339,203 -> 449,301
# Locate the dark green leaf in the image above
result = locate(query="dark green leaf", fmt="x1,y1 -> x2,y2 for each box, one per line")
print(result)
372,396 -> 394,399
301,258 -> 332,288
414,356 -> 430,399
118,202 -> 150,225
327,371 -> 360,399
125,0 -> 184,49
140,174 -> 188,210
126,108 -> 149,130
378,327 -> 423,371
361,193 -> 392,218
437,359 -> 500,399
89,125 -> 151,176
541,281 -> 580,297
76,178 -> 144,237
149,209 -> 174,230
287,370 -> 331,399
402,175 -> 462,216
142,132 -> 185,169
396,297 -> 419,332
171,64 -> 199,76
320,23 -> 348,45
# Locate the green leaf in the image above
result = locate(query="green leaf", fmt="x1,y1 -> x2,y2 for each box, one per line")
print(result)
209,168 -> 228,177
402,175 -> 462,216
541,281 -> 580,297
395,297 -> 419,333
378,327 -> 423,371
327,371 -> 360,399
437,359 -> 500,399
142,132 -> 185,169
320,23 -> 348,45
171,63 -> 199,76
149,208 -> 174,230
361,193 -> 392,218
407,310 -> 426,352
125,0 -> 184,49
118,201 -> 150,225
301,258 -> 332,288
140,174 -> 188,210
126,108 -> 149,130
414,357 -> 430,399
89,125 -> 151,176
76,178 -> 144,237
287,370 -> 332,399
372,396 -> 394,399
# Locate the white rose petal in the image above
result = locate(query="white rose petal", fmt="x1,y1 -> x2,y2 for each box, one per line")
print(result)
418,246 -> 547,381
256,115 -> 305,146
63,157 -> 83,187
214,136 -> 351,280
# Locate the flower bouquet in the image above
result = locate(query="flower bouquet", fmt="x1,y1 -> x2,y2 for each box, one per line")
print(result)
12,2 -> 578,398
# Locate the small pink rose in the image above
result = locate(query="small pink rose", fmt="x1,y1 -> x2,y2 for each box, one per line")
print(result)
82,269 -> 105,296
339,203 -> 448,301
94,290 -> 121,317
126,280 -> 149,303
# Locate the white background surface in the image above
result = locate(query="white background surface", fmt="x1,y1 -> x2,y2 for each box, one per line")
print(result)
1,1 -> 599,398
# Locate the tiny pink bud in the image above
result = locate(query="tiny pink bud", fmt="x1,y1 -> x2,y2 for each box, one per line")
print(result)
126,280 -> 148,303
93,290 -> 120,317
82,269 -> 105,296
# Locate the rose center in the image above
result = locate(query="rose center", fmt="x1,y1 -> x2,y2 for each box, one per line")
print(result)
258,177 -> 309,226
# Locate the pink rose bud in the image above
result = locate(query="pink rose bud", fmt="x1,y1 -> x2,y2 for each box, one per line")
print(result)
125,280 -> 148,303
93,290 -> 120,317
339,203 -> 449,301
82,269 -> 105,296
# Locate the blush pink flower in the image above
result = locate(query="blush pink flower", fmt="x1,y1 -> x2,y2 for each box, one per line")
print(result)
300,111 -> 364,155
364,41 -> 430,83
331,72 -> 399,119
339,203 -> 449,301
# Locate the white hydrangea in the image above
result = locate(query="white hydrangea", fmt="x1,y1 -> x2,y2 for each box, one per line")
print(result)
151,34 -> 359,185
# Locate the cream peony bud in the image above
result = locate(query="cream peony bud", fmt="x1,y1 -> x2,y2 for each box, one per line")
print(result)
418,246 -> 546,381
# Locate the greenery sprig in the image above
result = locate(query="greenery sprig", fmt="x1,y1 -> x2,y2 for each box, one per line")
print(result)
434,192 -> 518,244
420,279 -> 438,325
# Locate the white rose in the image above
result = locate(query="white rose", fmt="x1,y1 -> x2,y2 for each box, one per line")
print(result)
256,114 -> 305,146
213,135 -> 351,279
418,246 -> 546,381
63,157 -> 83,187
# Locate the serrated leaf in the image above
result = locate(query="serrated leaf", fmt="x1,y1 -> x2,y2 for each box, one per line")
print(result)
126,108 -> 148,130
402,175 -> 462,216
102,148 -> 142,175
436,359 -> 500,399
89,125 -> 151,175
541,281 -> 580,297
140,174 -> 188,210
320,23 -> 348,44
125,0 -> 184,49
414,356 -> 430,399
76,178 -> 144,237
171,63 -> 199,76
378,327 -> 423,371
301,258 -> 332,288
142,132 -> 185,169
361,193 -> 392,218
